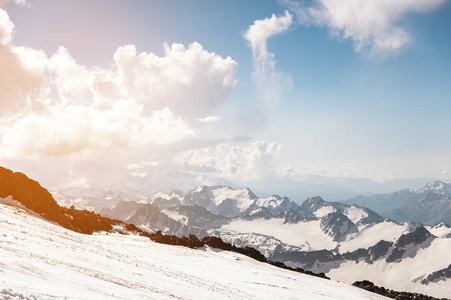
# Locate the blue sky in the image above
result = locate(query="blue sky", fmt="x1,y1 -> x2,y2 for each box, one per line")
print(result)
1,0 -> 451,189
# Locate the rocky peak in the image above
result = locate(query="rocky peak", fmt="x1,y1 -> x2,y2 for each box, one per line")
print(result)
320,211 -> 358,242
385,226 -> 435,263
300,196 -> 327,212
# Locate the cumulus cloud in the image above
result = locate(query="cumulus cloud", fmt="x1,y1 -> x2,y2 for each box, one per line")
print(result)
0,8 -> 237,159
284,0 -> 447,53
1,102 -> 194,158
175,140 -> 283,181
113,42 -> 237,119
244,10 -> 293,109
0,9 -> 44,116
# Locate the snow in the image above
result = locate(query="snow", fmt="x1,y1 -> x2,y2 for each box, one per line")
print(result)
161,209 -> 187,225
253,196 -> 281,209
427,223 -> 451,238
344,207 -> 368,224
314,206 -> 336,218
328,238 -> 451,298
210,230 -> 306,257
0,204 -> 387,300
339,221 -> 411,253
211,187 -> 254,212
221,219 -> 337,251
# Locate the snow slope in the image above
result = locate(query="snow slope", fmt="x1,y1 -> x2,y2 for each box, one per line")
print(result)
221,219 -> 337,251
328,237 -> 451,298
0,204 -> 387,300
339,221 -> 412,253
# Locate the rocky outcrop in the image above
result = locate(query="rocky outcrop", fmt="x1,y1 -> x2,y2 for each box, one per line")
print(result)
320,212 -> 358,242
126,204 -> 207,237
300,196 -> 330,212
0,167 -> 61,220
341,240 -> 393,264
353,280 -> 441,300
421,264 -> 451,285
163,205 -> 229,229
239,206 -> 316,223
385,226 -> 435,263
269,249 -> 342,270
0,166 -> 121,234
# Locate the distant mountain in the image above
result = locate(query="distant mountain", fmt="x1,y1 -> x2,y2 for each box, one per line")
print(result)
236,176 -> 438,203
181,185 -> 258,217
342,181 -> 451,225
385,192 -> 451,226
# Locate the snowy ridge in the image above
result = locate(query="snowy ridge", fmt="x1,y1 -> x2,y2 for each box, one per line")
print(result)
343,181 -> 451,225
182,185 -> 258,217
0,204 -> 387,300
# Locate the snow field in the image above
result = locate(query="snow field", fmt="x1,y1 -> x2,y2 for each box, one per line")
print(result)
221,219 -> 337,250
0,204 -> 388,299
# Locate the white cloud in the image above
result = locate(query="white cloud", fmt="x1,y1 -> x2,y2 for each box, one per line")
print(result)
198,116 -> 221,123
0,8 -> 237,159
244,10 -> 292,74
175,140 -> 283,181
244,11 -> 293,109
113,42 -> 237,119
285,0 -> 447,53
0,9 -> 44,116
0,8 -> 13,44
0,100 -> 195,158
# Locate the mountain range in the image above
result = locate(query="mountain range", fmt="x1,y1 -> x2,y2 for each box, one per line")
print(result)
0,165 -> 401,299
342,181 -> 451,225
76,183 -> 451,298
3,165 -> 450,298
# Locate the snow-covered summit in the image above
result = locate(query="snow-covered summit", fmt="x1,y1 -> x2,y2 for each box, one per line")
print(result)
248,194 -> 299,213
182,185 -> 258,217
418,181 -> 451,194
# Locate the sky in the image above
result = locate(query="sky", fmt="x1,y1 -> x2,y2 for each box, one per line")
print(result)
0,0 -> 450,191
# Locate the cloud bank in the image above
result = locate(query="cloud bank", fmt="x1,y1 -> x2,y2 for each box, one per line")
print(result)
175,140 -> 284,181
0,8 -> 237,159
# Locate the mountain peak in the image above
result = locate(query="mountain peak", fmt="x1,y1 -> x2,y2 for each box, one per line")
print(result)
420,181 -> 450,194
300,196 -> 326,212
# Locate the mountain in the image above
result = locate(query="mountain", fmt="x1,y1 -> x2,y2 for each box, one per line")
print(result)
385,192 -> 451,226
342,181 -> 451,225
236,176 -> 438,202
1,204 -> 390,300
16,167 -> 447,298
123,187 -> 450,298
269,226 -> 451,298
4,165 -> 448,298
181,185 -> 258,217
99,200 -> 145,220
0,166 -> 126,235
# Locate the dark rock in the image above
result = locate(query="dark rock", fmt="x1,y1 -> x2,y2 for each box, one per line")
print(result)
320,211 -> 358,242
353,280 -> 442,300
386,226 -> 434,263
421,264 -> 451,285
269,249 -> 342,270
267,260 -> 330,280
